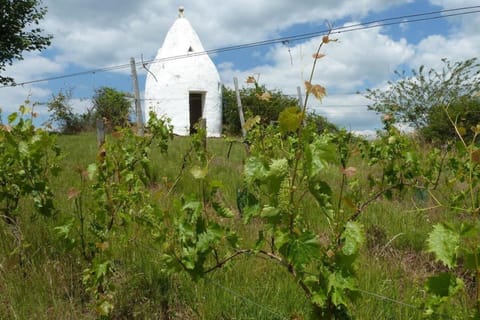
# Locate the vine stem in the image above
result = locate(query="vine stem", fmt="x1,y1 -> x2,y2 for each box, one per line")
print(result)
288,28 -> 333,231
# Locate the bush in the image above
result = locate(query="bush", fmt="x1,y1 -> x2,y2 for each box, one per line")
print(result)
47,89 -> 94,134
92,87 -> 132,129
222,82 -> 336,136
421,96 -> 480,143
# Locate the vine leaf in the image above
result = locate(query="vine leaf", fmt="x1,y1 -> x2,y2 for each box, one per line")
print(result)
305,81 -> 327,101
312,53 -> 326,59
244,156 -> 267,183
278,231 -> 320,270
341,221 -> 365,256
278,106 -> 303,134
256,92 -> 271,101
190,165 -> 208,179
212,201 -> 235,218
243,115 -> 261,131
328,271 -> 356,307
246,76 -> 256,84
425,272 -> 464,297
426,223 -> 459,268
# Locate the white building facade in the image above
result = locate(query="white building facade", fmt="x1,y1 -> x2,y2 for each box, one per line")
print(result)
144,7 -> 222,137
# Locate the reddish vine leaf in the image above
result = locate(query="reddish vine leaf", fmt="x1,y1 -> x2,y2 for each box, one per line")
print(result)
471,148 -> 480,164
341,166 -> 357,177
322,35 -> 338,44
305,81 -> 327,101
256,92 -> 271,101
246,76 -> 256,84
67,187 -> 81,200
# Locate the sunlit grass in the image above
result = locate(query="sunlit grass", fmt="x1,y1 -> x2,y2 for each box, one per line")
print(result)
0,132 -> 467,319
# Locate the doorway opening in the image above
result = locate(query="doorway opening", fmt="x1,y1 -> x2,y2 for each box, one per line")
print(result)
189,92 -> 204,134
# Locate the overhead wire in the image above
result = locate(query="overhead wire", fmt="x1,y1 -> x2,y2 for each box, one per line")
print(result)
1,5 -> 479,89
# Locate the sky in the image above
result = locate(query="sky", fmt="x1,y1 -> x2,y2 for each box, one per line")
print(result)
1,0 -> 479,135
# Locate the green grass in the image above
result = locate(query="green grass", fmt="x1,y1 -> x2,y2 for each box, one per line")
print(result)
0,132 -> 472,319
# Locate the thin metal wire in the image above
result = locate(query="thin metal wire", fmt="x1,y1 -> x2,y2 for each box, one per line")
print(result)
1,6 -> 479,89
205,277 -> 290,320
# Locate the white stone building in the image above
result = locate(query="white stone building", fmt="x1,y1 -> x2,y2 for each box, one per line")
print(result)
144,7 -> 222,137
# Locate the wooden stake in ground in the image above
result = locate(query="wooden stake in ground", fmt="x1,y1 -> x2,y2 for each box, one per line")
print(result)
233,77 -> 246,139
130,57 -> 144,136
96,118 -> 105,147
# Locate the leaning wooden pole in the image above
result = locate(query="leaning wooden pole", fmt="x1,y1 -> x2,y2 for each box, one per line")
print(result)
233,77 -> 247,139
130,57 -> 144,136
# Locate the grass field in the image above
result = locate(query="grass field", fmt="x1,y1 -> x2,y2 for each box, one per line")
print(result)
0,131 -> 473,319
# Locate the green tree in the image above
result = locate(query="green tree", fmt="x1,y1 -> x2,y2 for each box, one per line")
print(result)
47,89 -> 93,134
222,82 -> 299,135
421,97 -> 480,143
365,58 -> 480,131
0,0 -> 52,85
92,87 -> 132,129
305,111 -> 338,134
222,81 -> 337,136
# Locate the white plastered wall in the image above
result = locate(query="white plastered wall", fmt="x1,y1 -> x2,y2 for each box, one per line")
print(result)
144,10 -> 222,137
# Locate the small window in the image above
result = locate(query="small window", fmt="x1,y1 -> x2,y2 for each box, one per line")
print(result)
188,46 -> 194,52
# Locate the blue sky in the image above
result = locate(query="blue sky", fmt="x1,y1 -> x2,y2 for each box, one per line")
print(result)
1,0 -> 479,134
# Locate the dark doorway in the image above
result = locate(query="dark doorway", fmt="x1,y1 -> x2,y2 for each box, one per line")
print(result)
189,93 -> 203,134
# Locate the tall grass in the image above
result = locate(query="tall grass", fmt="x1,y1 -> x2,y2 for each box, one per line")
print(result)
0,132 -> 465,319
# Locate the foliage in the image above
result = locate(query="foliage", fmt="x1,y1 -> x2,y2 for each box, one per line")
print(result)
162,123 -> 240,281
170,34 -> 373,318
92,87 -> 132,129
420,122 -> 480,318
0,0 -> 52,85
365,58 -> 480,131
47,89 -> 94,134
56,113 -> 173,316
3,30 -> 480,320
222,82 -> 299,135
222,82 -> 338,136
421,96 -> 480,143
0,103 -> 61,222
305,111 -> 339,134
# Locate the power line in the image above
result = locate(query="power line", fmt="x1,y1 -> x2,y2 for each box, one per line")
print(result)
1,5 -> 479,89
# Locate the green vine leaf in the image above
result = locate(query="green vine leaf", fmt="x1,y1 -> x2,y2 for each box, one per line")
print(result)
328,270 -> 356,307
212,201 -> 235,218
426,272 -> 464,297
279,231 -> 320,270
341,221 -> 365,256
190,165 -> 208,179
278,106 -> 303,134
244,156 -> 267,183
426,223 -> 459,268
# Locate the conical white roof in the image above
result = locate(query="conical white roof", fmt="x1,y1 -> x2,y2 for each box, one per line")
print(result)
144,7 -> 222,137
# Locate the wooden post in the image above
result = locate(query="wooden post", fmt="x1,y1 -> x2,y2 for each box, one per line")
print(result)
96,118 -> 105,147
233,77 -> 246,139
130,57 -> 144,136
199,118 -> 207,151
297,86 -> 304,109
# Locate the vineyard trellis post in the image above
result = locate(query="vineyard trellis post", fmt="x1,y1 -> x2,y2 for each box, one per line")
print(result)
296,86 -> 303,108
233,77 -> 246,139
96,118 -> 105,147
130,57 -> 144,136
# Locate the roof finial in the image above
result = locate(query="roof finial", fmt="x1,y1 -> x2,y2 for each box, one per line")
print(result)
178,6 -> 185,18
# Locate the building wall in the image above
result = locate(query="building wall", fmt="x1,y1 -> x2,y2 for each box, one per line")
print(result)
144,15 -> 222,137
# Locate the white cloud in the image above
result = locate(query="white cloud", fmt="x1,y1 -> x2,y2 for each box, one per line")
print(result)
218,24 -> 413,130
0,53 -> 64,115
2,0 -> 479,132
2,52 -> 64,83
39,0 -> 413,69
